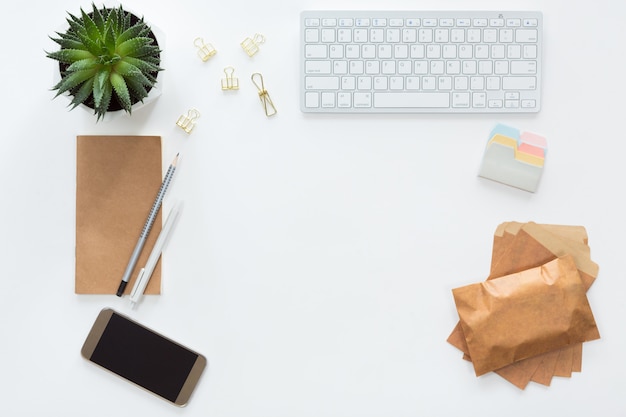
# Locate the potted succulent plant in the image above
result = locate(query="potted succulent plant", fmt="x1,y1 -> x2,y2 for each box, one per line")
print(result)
46,3 -> 162,121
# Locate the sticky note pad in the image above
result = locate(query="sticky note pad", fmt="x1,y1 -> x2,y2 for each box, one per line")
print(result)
478,124 -> 547,192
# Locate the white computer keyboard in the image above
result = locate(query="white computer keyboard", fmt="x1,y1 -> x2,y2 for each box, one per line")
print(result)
301,11 -> 542,113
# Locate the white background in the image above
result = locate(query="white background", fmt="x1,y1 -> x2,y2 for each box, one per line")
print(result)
1,0 -> 625,415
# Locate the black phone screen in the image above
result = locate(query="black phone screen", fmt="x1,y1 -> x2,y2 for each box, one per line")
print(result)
89,312 -> 200,403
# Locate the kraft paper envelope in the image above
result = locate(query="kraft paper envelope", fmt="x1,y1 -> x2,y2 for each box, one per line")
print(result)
75,135 -> 163,294
490,223 -> 595,386
449,223 -> 598,354
448,222 -> 599,388
452,255 -> 600,377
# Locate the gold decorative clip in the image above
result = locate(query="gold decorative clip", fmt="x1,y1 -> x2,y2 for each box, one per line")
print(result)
251,73 -> 277,117
240,33 -> 265,57
194,37 -> 217,61
221,66 -> 239,90
176,109 -> 201,133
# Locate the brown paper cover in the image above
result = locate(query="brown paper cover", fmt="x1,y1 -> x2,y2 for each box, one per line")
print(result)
447,222 -> 598,387
452,255 -> 600,376
75,135 -> 163,294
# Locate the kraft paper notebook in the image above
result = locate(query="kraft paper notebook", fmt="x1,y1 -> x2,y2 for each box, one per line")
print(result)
76,135 -> 163,294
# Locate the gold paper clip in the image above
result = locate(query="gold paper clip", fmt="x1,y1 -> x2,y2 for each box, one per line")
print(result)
251,73 -> 277,117
221,66 -> 239,90
176,109 -> 200,133
194,37 -> 217,61
240,33 -> 265,57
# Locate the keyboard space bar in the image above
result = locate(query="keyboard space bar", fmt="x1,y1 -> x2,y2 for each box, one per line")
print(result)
374,93 -> 450,108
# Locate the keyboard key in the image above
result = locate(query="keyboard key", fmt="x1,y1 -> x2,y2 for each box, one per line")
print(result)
357,76 -> 372,89
338,29 -> 352,42
354,29 -> 368,42
334,61 -> 348,74
370,29 -> 384,42
523,45 -> 537,59
511,61 -> 537,74
516,29 -> 538,43
505,100 -> 520,108
452,92 -> 470,107
305,92 -> 320,107
305,45 -> 327,58
374,92 -> 450,108
305,18 -> 320,27
403,28 -> 417,42
305,61 -> 332,74
337,92 -> 351,107
502,76 -> 537,90
321,92 -> 336,107
306,76 -> 340,90
321,29 -> 336,42
473,18 -> 488,27
354,93 -> 373,107
305,29 -> 319,42
473,92 -> 487,107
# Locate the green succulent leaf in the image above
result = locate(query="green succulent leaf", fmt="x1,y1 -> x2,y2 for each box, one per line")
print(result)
116,22 -> 147,45
53,69 -> 96,97
94,82 -> 112,121
117,37 -> 152,56
92,68 -> 111,108
114,61 -> 141,77
125,77 -> 149,101
103,25 -> 116,52
76,28 -> 104,56
50,33 -> 85,50
122,8 -> 132,30
110,72 -> 132,112
129,45 -> 160,60
81,8 -> 102,43
46,48 -> 94,63
123,56 -> 160,74
66,58 -> 99,72
91,4 -> 105,32
69,78 -> 95,109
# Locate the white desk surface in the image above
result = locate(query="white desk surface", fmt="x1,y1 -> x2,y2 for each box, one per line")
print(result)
2,0 -> 625,415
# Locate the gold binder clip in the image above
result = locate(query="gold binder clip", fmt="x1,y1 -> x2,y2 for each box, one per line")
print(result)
176,109 -> 200,133
221,66 -> 240,90
251,73 -> 277,117
194,37 -> 217,61
240,33 -> 265,57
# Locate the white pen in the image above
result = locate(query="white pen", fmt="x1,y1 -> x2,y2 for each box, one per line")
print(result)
130,201 -> 182,308
116,153 -> 179,296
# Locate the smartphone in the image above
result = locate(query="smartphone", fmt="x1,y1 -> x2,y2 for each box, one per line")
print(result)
81,308 -> 207,406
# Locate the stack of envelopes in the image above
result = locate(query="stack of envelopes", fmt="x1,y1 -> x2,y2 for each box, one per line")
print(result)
478,124 -> 547,192
448,222 -> 600,389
